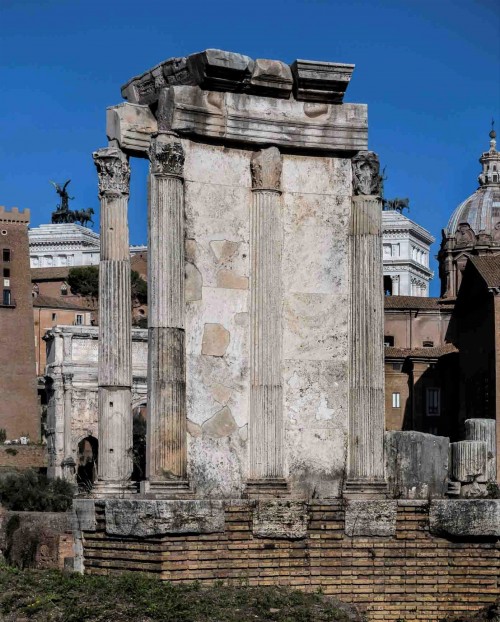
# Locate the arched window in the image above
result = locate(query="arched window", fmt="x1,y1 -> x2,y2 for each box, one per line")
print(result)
77,436 -> 98,490
60,283 -> 68,296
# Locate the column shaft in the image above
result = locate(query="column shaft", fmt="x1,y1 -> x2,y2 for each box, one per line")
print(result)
345,151 -> 387,497
247,147 -> 287,496
146,133 -> 188,491
93,147 -> 134,494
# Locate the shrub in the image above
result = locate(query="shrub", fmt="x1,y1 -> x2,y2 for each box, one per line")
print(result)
0,470 -> 74,512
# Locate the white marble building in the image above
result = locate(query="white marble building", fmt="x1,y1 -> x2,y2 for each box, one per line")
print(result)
29,223 -> 146,268
382,209 -> 434,296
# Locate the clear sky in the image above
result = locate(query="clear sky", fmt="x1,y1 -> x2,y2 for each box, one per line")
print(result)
1,0 -> 499,295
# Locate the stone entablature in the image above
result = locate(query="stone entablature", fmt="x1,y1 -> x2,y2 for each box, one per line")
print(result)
44,325 -> 147,479
382,210 -> 434,296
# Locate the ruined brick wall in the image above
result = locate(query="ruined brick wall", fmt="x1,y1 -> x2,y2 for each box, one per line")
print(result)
0,445 -> 47,471
80,501 -> 499,622
0,207 -> 39,440
0,509 -> 73,570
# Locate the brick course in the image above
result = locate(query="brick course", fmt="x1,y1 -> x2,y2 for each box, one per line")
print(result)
80,501 -> 499,622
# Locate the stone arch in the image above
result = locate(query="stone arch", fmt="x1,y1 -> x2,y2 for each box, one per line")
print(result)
132,399 -> 147,482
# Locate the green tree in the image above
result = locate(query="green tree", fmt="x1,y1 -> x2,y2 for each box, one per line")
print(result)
67,266 -> 147,319
67,265 -> 99,301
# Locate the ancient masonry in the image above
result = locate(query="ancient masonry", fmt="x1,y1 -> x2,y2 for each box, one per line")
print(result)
66,50 -> 499,621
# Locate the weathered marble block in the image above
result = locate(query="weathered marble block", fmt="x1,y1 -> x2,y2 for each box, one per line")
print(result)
344,500 -> 397,537
430,499 -> 500,537
252,501 -> 309,539
105,500 -> 225,536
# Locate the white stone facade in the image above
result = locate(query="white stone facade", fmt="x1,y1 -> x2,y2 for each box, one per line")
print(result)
44,325 -> 147,479
382,210 -> 434,296
29,223 -> 146,268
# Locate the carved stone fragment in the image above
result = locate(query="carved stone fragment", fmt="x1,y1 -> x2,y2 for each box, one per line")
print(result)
249,59 -> 293,98
187,49 -> 254,92
106,104 -> 158,154
352,151 -> 382,196
291,60 -> 354,104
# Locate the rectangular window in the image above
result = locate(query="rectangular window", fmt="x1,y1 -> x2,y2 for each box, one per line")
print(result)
2,249 -> 11,262
3,268 -> 9,277
3,279 -> 9,287
52,313 -> 57,322
75,314 -> 83,325
392,392 -> 400,408
426,388 -> 440,416
384,335 -> 395,347
2,290 -> 11,305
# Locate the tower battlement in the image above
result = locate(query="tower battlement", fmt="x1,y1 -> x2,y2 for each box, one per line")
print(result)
0,206 -> 30,224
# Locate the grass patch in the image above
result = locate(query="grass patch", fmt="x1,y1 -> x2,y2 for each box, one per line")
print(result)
0,566 -> 364,622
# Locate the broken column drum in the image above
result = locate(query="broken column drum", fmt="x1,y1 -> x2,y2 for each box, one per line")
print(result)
345,152 -> 387,497
465,418 -> 496,482
93,147 -> 134,494
101,49 -> 381,498
146,132 -> 188,491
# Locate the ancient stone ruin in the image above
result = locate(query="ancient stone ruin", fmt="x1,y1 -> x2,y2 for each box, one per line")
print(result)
93,49 -> 385,500
63,50 -> 499,621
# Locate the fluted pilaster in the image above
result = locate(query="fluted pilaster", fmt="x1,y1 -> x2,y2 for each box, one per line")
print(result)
345,151 -> 387,498
93,146 -> 134,495
247,147 -> 287,496
146,132 -> 188,494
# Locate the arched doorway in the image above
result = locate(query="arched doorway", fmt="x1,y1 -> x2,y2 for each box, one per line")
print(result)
77,436 -> 98,491
132,402 -> 147,482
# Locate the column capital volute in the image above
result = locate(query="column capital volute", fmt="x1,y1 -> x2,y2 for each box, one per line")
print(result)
149,132 -> 185,178
93,146 -> 130,198
251,146 -> 282,192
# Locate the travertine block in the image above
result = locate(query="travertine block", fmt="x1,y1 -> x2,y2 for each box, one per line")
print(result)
344,500 -> 397,536
430,499 -> 500,537
105,499 -> 225,536
253,501 -> 308,539
291,59 -> 354,103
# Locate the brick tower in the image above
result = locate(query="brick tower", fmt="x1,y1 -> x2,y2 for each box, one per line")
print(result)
0,207 -> 38,440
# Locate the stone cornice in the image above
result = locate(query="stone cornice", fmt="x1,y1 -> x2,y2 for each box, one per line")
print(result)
107,89 -> 367,155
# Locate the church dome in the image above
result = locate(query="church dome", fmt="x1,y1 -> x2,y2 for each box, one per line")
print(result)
445,127 -> 500,244
446,185 -> 500,241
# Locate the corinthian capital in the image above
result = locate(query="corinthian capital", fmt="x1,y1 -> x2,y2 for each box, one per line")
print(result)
149,133 -> 185,176
251,147 -> 282,191
93,147 -> 130,197
352,151 -> 382,197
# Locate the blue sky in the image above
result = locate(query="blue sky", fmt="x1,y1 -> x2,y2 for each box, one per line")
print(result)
1,0 -> 499,295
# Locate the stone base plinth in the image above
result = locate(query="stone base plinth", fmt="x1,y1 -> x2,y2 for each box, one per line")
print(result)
92,481 -> 138,498
343,479 -> 388,499
140,479 -> 193,499
244,478 -> 290,499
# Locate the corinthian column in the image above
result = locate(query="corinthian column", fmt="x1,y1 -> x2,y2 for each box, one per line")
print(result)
145,132 -> 189,496
93,146 -> 135,496
246,147 -> 287,498
344,151 -> 387,498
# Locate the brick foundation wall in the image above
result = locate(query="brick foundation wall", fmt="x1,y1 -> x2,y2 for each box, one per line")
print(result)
81,500 -> 499,622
